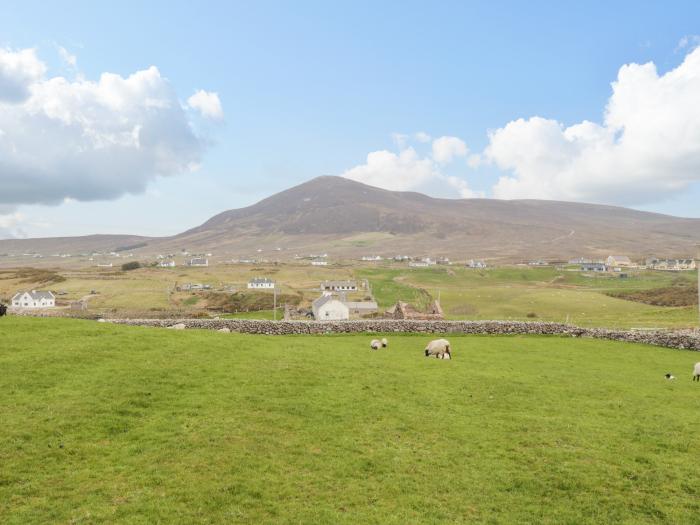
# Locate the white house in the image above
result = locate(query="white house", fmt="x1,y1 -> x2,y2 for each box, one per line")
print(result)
248,278 -> 275,289
12,290 -> 56,309
159,260 -> 176,268
320,280 -> 358,292
466,259 -> 487,269
606,255 -> 632,267
189,258 -> 209,267
311,259 -> 328,266
312,293 -> 349,321
361,255 -> 383,261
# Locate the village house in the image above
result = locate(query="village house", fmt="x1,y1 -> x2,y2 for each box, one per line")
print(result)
159,260 -> 176,268
320,280 -> 358,292
466,259 -> 487,269
606,255 -> 633,267
361,255 -> 383,261
189,258 -> 209,267
581,262 -> 606,272
96,262 -> 113,268
646,258 -> 697,271
409,261 -> 430,268
248,278 -> 275,289
312,293 -> 349,321
179,283 -> 211,291
344,300 -> 379,316
12,290 -> 56,309
311,259 -> 328,266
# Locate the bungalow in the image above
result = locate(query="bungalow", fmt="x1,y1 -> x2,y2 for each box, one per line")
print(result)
581,262 -> 606,272
606,255 -> 632,267
466,259 -> 487,269
361,255 -> 383,261
159,260 -> 176,268
312,293 -> 349,321
409,261 -> 430,268
12,290 -> 55,308
311,259 -> 328,266
320,280 -> 358,292
248,278 -> 275,289
189,258 -> 209,267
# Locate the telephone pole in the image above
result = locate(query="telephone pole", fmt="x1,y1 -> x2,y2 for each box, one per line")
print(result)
273,285 -> 277,321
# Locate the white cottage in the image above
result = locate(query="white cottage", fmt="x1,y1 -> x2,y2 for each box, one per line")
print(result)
312,294 -> 349,321
248,278 -> 275,289
12,290 -> 56,309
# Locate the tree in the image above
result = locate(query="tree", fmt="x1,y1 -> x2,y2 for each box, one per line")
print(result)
121,261 -> 141,272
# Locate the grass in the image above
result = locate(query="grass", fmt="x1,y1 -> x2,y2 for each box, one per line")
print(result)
2,316 -> 700,524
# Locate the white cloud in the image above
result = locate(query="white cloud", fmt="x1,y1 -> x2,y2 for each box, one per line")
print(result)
58,46 -> 77,68
486,47 -> 700,204
0,48 -> 220,207
432,135 -> 468,164
342,135 -> 481,198
0,48 -> 46,102
187,89 -> 223,120
0,210 -> 27,239
676,35 -> 700,52
415,131 -> 431,143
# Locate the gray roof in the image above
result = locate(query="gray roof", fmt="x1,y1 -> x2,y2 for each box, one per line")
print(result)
13,290 -> 54,300
249,277 -> 274,284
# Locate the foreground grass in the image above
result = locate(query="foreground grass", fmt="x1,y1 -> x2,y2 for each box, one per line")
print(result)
1,317 -> 700,524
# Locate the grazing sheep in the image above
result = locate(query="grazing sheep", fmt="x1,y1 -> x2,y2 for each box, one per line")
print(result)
424,338 -> 451,359
218,327 -> 231,333
693,362 -> 700,382
381,338 -> 388,348
370,339 -> 382,350
664,373 -> 675,380
168,323 -> 186,330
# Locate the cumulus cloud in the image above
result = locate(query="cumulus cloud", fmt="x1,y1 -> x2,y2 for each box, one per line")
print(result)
0,48 -> 46,102
187,89 -> 223,120
414,131 -> 432,143
0,48 -> 222,207
432,135 -> 468,164
57,46 -> 77,68
342,134 -> 480,198
0,210 -> 27,239
485,47 -> 700,204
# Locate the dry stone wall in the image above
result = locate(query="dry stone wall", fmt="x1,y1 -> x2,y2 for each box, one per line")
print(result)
105,319 -> 700,351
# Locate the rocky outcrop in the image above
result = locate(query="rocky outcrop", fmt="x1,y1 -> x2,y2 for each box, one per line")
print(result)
104,319 -> 700,351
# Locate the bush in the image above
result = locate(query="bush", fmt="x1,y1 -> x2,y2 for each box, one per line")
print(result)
526,312 -> 538,318
121,261 -> 142,272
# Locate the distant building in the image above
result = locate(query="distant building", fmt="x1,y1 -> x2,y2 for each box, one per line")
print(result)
189,258 -> 209,267
311,259 -> 328,266
320,280 -> 358,292
361,255 -> 383,261
248,278 -> 275,289
436,257 -> 451,265
180,283 -> 211,291
528,260 -> 549,266
344,300 -> 378,316
96,263 -> 113,268
12,290 -> 55,309
569,257 -> 593,265
466,259 -> 487,269
159,260 -> 176,268
606,255 -> 632,267
312,293 -> 349,321
409,261 -> 430,268
646,258 -> 697,271
581,262 -> 606,272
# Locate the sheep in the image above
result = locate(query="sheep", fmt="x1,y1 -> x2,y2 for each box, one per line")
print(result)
693,362 -> 700,382
168,323 -> 186,330
424,338 -> 451,359
664,373 -> 675,380
370,339 -> 382,350
381,338 -> 388,348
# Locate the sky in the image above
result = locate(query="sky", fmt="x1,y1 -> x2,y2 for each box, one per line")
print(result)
1,0 -> 700,239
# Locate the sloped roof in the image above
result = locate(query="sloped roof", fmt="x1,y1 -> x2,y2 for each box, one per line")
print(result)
13,290 -> 54,301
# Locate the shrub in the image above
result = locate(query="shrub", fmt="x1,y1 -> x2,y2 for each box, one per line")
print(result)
526,312 -> 538,318
121,261 -> 142,272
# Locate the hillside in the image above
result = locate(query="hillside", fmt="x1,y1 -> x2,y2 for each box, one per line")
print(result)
2,176 -> 700,260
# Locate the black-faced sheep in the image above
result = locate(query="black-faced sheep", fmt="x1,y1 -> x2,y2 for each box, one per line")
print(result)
381,338 -> 388,348
693,362 -> 700,382
424,338 -> 451,359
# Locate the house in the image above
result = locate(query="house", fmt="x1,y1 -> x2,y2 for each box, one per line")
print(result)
248,278 -> 275,289
96,263 -> 113,268
320,280 -> 358,292
409,261 -> 430,268
646,258 -> 697,271
466,259 -> 487,269
180,283 -> 211,291
159,260 -> 176,268
189,258 -> 209,267
581,262 -> 606,272
569,257 -> 592,265
344,300 -> 378,316
11,290 -> 55,309
436,257 -> 451,265
528,260 -> 549,266
606,255 -> 632,267
311,259 -> 328,266
312,293 -> 349,321
361,255 -> 383,261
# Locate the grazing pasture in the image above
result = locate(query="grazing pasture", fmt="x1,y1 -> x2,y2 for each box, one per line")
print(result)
1,317 -> 699,524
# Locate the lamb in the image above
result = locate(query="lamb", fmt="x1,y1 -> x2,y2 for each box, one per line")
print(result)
424,338 -> 451,359
381,338 -> 388,348
370,339 -> 382,350
693,362 -> 700,382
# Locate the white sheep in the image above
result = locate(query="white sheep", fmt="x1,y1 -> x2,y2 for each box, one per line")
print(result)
693,362 -> 700,382
424,338 -> 451,359
370,339 -> 382,350
381,338 -> 388,348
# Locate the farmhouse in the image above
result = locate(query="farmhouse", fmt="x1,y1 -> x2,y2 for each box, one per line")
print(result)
189,258 -> 209,267
606,255 -> 632,267
311,259 -> 328,266
312,293 -> 349,321
361,255 -> 383,261
12,290 -> 55,309
581,262 -> 606,272
248,278 -> 275,289
466,259 -> 487,268
159,260 -> 176,268
646,258 -> 697,271
320,280 -> 358,292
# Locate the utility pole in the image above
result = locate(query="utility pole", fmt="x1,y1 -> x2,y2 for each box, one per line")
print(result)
273,285 -> 277,321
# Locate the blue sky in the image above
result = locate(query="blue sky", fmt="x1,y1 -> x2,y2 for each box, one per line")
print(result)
1,0 -> 700,238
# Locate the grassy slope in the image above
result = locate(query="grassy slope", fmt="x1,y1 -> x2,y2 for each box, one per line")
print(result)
2,317 -> 699,524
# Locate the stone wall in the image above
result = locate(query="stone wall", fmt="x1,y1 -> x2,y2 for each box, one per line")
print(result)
105,318 -> 700,351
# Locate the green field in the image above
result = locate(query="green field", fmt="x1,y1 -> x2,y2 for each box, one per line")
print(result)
2,317 -> 700,524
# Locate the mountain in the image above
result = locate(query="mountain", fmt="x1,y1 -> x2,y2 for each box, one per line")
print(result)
2,176 -> 700,261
